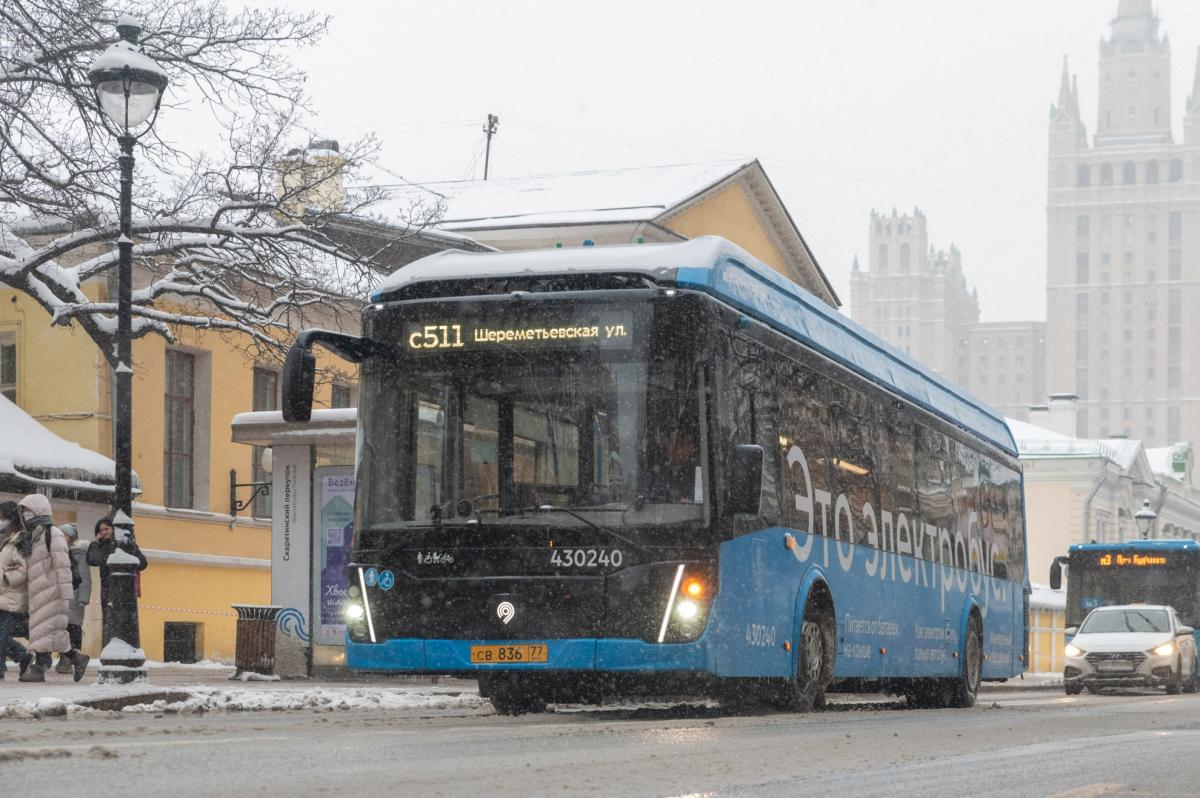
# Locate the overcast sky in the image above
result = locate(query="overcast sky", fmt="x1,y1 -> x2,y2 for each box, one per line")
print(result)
176,0 -> 1200,320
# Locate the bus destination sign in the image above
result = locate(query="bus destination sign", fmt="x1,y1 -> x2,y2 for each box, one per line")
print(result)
402,310 -> 635,352
1097,553 -> 1169,568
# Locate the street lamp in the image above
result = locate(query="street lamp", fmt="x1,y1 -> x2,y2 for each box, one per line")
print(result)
1134,499 -> 1157,540
87,15 -> 167,684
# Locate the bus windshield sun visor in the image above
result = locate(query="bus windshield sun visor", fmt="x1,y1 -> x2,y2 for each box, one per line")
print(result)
283,329 -> 391,422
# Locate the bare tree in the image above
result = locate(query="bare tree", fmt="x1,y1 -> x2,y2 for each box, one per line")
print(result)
0,0 -> 438,368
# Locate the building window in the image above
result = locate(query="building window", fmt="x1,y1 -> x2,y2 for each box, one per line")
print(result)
1169,159 -> 1183,182
1077,409 -> 1088,439
252,367 -> 279,413
1100,162 -> 1113,186
877,244 -> 889,271
1122,161 -> 1136,184
1077,164 -> 1091,187
252,367 -> 280,518
1169,211 -> 1182,246
0,335 -> 15,404
1168,407 -> 1181,440
1076,253 -> 1089,283
1169,250 -> 1181,280
332,383 -> 353,409
164,350 -> 195,509
1077,215 -> 1089,237
1146,160 -> 1160,183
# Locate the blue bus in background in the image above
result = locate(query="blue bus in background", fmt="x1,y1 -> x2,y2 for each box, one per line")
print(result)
282,236 -> 1029,714
1052,539 -> 1200,644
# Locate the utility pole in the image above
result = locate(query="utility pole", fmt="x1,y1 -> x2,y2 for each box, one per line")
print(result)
483,113 -> 499,180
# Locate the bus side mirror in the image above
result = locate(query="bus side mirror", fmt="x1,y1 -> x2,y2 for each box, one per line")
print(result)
728,444 -> 764,515
1049,556 -> 1068,591
282,338 -> 316,423
282,329 -> 391,423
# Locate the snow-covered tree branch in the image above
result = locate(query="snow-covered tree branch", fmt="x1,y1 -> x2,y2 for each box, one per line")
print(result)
1,0 -> 440,368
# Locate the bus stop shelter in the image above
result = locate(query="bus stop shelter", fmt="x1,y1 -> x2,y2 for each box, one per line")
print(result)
232,409 -> 357,677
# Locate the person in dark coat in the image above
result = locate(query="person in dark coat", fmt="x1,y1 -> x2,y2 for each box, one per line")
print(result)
55,523 -> 92,673
85,516 -> 148,643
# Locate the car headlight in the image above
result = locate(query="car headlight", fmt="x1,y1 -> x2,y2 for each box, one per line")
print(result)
1065,643 -> 1085,657
1152,641 -> 1176,657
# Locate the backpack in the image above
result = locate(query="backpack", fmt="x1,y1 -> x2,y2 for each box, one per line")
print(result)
44,526 -> 82,590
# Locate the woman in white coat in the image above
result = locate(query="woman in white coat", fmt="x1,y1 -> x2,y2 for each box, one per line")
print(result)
0,501 -> 31,679
17,494 -> 89,682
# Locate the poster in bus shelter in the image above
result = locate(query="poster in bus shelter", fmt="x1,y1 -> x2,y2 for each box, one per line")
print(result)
313,467 -> 356,646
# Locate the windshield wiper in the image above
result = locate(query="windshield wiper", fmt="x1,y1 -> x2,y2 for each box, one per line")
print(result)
496,505 -> 648,553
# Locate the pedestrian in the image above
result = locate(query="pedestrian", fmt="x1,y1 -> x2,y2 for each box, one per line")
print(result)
55,523 -> 92,674
0,501 -> 31,680
86,515 -> 148,643
17,494 -> 89,682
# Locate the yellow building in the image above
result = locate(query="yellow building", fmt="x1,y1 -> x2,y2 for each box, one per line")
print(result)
2,155 -> 836,665
0,224 -> 360,662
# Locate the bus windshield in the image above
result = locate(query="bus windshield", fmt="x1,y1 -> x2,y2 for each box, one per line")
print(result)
355,314 -> 708,541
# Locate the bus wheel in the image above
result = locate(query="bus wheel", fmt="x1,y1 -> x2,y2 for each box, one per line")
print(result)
481,674 -> 548,716
777,610 -> 832,712
948,614 -> 982,708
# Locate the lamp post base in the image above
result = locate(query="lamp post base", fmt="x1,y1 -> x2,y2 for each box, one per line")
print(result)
97,638 -> 148,684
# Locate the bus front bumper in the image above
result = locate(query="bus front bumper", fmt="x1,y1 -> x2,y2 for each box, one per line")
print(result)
346,637 -> 714,674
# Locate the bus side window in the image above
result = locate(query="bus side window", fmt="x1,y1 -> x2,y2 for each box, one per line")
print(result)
728,336 -> 781,524
915,426 -> 950,563
826,382 -> 879,548
778,363 -> 828,535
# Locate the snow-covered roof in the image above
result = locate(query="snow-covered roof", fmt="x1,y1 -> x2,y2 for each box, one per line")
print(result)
374,236 -> 1016,456
1146,442 -> 1190,483
1006,417 -> 1071,444
1007,416 -> 1121,460
1029,582 -> 1066,610
0,394 -> 127,496
378,161 -> 753,231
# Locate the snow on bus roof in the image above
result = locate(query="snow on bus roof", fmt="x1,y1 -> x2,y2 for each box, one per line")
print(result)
373,236 -> 1016,456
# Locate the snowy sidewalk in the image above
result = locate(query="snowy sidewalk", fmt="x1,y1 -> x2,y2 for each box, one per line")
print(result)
0,661 -> 487,718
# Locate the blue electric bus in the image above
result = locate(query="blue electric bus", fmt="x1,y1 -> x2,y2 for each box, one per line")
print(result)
282,236 -> 1029,714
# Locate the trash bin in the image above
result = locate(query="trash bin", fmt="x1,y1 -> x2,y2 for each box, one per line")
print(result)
232,604 -> 282,678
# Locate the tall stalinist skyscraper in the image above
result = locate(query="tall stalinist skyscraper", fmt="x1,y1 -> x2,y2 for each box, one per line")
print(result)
1046,0 -> 1200,444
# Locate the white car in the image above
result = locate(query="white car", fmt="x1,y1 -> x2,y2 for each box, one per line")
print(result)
1064,604 -> 1198,695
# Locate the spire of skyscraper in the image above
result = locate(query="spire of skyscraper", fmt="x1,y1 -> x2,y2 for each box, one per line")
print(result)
1190,47 -> 1200,115
1115,0 -> 1153,19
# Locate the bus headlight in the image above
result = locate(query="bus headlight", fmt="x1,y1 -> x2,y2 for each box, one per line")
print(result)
345,603 -> 365,622
675,599 -> 699,621
1064,643 -> 1085,658
1151,641 -> 1175,657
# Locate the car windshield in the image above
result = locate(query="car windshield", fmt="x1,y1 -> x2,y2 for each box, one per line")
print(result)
1079,608 -> 1171,634
355,301 -> 710,543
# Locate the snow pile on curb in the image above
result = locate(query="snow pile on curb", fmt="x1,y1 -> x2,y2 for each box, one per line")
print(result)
0,697 -> 69,719
120,686 -> 488,714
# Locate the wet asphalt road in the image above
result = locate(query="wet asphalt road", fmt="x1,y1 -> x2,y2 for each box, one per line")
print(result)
3,687 -> 1200,797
